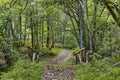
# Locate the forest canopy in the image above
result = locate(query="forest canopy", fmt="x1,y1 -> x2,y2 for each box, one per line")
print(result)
0,0 -> 120,80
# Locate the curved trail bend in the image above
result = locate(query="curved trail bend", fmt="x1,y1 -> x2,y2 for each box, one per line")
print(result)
41,50 -> 74,80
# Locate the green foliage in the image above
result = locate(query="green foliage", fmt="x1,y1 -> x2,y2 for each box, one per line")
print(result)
72,48 -> 80,56
0,37 -> 20,61
0,60 -> 47,80
64,33 -> 77,49
64,41 -> 76,49
0,0 -> 120,79
49,48 -> 63,56
40,48 -> 64,56
75,58 -> 120,80
98,68 -> 120,80
40,48 -> 50,54
112,53 -> 120,63
18,47 -> 28,54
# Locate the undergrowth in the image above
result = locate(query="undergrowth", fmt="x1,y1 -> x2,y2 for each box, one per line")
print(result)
40,48 -> 64,56
75,58 -> 120,80
49,48 -> 65,56
0,48 -> 64,80
58,51 -> 120,80
0,60 -> 47,80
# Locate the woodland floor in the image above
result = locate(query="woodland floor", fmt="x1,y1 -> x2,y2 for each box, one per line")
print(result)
41,50 -> 75,80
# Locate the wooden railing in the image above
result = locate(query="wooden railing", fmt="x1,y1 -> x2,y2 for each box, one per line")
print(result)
27,46 -> 43,62
73,48 -> 88,64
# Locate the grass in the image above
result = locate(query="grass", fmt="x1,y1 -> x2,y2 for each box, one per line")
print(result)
0,48 -> 65,80
75,58 -> 120,80
0,60 -> 47,80
57,53 -> 120,80
2,48 -> 119,80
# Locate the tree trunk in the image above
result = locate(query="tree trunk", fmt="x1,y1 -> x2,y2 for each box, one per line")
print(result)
6,20 -> 11,44
46,16 -> 50,48
30,11 -> 34,48
24,15 -> 27,46
19,0 -> 22,46
51,21 -> 55,49
78,0 -> 86,62
41,21 -> 44,48
92,0 -> 97,52
85,0 -> 93,51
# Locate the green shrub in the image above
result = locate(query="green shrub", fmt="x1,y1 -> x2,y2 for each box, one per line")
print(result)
49,48 -> 64,56
40,48 -> 50,54
18,47 -> 28,54
0,37 -> 20,66
72,48 -> 80,56
40,48 -> 64,56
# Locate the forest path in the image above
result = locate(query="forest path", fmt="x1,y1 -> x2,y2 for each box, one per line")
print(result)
41,50 -> 74,80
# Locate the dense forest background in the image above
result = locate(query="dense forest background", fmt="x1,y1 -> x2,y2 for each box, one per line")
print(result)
0,0 -> 120,80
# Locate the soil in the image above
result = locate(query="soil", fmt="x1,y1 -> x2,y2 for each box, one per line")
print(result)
41,50 -> 74,80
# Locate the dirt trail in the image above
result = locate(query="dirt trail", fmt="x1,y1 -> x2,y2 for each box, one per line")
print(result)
41,50 -> 74,80
51,50 -> 71,64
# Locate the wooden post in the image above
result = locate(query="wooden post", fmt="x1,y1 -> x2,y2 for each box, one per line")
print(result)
32,53 -> 36,62
74,48 -> 86,64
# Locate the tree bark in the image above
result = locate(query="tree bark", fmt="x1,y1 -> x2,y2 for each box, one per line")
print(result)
78,0 -> 86,62
92,0 -> 97,51
46,16 -> 50,48
85,0 -> 93,51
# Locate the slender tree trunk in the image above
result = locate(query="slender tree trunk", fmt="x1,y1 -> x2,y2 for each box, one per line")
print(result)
19,0 -> 22,46
41,21 -> 44,48
10,20 -> 15,49
10,21 -> 15,39
59,32 -> 62,43
35,4 -> 39,49
46,16 -> 50,48
30,11 -> 34,48
92,0 -> 97,51
35,24 -> 39,49
85,0 -> 93,51
24,15 -> 27,46
78,0 -> 86,62
62,26 -> 66,45
50,21 -> 54,49
19,14 -> 22,42
7,20 -> 11,44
